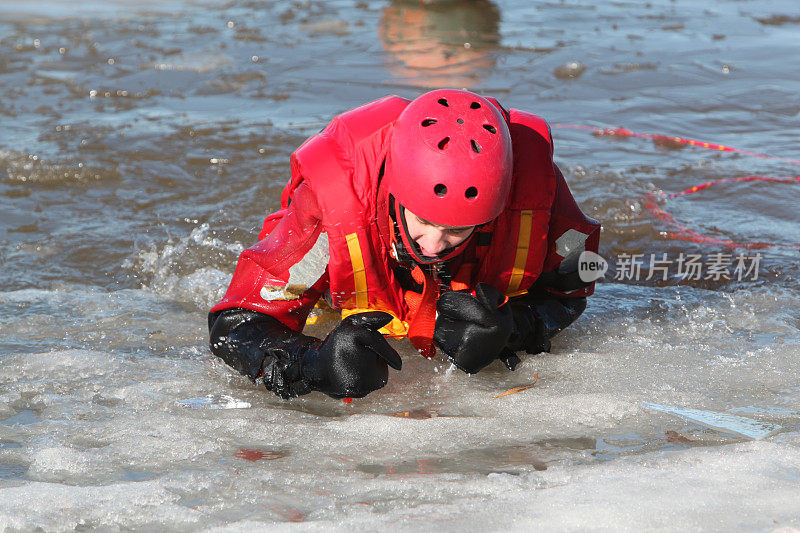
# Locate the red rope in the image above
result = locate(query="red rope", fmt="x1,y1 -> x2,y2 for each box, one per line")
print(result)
666,175 -> 800,198
553,124 -> 800,166
552,124 -> 800,249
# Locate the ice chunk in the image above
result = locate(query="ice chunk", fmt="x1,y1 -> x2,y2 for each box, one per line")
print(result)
176,395 -> 251,410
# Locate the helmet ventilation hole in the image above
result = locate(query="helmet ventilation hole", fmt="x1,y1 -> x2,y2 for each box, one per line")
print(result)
465,187 -> 478,199
471,139 -> 482,153
421,118 -> 437,127
470,102 -> 481,109
438,98 -> 449,107
457,118 -> 464,124
434,184 -> 448,196
438,137 -> 450,149
483,124 -> 497,134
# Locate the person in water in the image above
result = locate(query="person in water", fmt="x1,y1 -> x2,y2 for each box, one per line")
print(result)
208,89 -> 600,400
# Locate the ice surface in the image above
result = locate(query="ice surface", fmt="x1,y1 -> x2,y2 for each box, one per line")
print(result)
1,280 -> 799,530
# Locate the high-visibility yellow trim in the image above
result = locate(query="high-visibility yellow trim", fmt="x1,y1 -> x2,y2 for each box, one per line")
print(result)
304,290 -> 338,327
346,232 -> 369,309
508,210 -> 533,294
343,233 -> 407,337
341,308 -> 409,337
304,310 -> 339,327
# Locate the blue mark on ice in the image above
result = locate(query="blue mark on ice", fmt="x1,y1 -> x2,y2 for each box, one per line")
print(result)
729,405 -> 797,417
645,403 -> 783,440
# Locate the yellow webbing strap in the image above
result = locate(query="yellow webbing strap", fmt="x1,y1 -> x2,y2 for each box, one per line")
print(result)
508,210 -> 533,294
345,232 -> 369,309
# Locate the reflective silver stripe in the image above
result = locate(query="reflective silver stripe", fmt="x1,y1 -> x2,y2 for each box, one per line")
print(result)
287,232 -> 329,288
555,229 -> 588,274
259,232 -> 330,301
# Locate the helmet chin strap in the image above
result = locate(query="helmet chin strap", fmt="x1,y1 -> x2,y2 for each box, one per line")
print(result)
389,196 -> 473,266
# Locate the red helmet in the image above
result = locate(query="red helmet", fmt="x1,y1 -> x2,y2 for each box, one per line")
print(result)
384,89 -> 513,227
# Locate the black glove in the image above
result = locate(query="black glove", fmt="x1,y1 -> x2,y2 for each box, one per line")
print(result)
296,312 -> 403,399
507,294 -> 587,355
433,283 -> 519,374
209,309 -> 401,400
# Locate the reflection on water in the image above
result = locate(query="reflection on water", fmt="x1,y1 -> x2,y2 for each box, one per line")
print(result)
355,430 -> 736,476
0,461 -> 26,480
357,444 -> 549,476
379,0 -> 500,88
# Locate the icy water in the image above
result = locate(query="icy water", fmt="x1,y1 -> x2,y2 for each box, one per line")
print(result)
1,0 -> 800,530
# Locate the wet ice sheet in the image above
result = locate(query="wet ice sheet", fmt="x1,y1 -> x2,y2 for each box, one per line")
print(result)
2,436 -> 800,531
1,282 -> 799,529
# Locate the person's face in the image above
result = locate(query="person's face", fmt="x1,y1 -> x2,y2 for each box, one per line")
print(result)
403,207 -> 475,258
